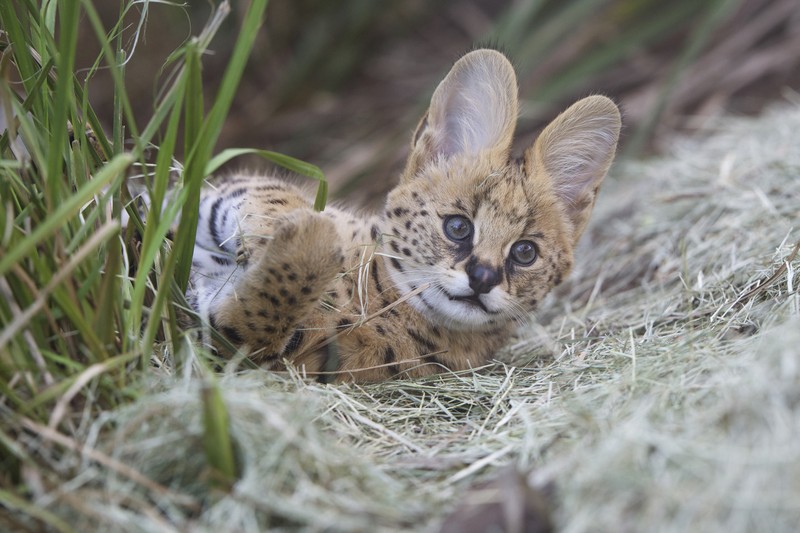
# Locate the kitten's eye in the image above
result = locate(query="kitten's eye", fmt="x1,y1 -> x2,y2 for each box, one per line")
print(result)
443,215 -> 473,242
510,240 -> 538,265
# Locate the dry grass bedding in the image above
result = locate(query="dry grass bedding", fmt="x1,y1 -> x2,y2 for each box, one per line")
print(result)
19,102 -> 800,532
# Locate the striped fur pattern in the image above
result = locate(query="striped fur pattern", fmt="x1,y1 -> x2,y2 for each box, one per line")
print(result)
184,50 -> 621,382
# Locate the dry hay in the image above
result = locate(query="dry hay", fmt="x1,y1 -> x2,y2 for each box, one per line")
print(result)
21,101 -> 800,532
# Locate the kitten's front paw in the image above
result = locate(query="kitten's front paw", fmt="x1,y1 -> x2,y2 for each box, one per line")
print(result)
272,210 -> 345,276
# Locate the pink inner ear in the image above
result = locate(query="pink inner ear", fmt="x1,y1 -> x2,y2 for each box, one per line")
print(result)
422,52 -> 518,161
550,152 -> 606,207
541,116 -> 620,208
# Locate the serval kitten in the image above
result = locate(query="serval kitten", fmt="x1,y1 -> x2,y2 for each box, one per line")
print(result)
187,49 -> 621,383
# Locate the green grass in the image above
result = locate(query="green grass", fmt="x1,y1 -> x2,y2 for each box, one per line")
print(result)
0,2 -> 326,524
1,1 -> 799,531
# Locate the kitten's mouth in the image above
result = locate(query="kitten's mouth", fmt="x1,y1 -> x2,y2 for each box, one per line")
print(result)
446,291 -> 490,313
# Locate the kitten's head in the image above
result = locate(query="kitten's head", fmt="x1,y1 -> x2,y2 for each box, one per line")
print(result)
384,49 -> 621,330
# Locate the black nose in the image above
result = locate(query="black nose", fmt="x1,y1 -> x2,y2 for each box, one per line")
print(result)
466,261 -> 501,295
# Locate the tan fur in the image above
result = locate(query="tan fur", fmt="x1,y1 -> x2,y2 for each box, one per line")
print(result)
199,50 -> 621,383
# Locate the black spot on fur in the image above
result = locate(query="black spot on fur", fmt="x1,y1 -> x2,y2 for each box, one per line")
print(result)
370,225 -> 380,240
408,330 -> 436,353
384,347 -> 400,376
221,326 -> 243,344
390,257 -> 403,271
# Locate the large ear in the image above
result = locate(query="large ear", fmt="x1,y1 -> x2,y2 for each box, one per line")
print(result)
405,49 -> 518,178
527,95 -> 621,243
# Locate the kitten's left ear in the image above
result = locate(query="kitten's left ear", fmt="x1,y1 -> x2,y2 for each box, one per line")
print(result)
526,95 -> 621,244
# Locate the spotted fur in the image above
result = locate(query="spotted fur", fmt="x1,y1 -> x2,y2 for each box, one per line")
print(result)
186,49 -> 621,383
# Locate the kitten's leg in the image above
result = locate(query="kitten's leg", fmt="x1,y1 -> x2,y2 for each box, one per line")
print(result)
209,209 -> 343,363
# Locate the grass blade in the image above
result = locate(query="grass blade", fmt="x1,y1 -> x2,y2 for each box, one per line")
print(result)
205,147 -> 328,211
201,379 -> 238,489
44,0 -> 79,205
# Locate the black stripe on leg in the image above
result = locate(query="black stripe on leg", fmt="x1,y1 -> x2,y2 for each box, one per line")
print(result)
370,257 -> 384,293
424,353 -> 447,369
283,329 -> 304,356
209,196 -> 224,247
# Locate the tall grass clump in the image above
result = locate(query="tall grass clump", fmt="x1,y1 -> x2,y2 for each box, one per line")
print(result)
0,1 -> 332,528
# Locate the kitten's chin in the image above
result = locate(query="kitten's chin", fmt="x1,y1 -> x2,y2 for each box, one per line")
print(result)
413,287 -> 503,331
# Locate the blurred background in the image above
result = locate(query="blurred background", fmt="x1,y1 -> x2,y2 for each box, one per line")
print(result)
80,0 -> 800,206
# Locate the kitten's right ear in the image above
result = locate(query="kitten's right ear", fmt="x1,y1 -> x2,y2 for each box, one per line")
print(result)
403,49 -> 518,179
527,95 -> 621,244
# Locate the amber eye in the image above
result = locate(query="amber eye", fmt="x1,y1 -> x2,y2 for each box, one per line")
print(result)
443,215 -> 473,242
510,240 -> 538,265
